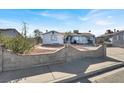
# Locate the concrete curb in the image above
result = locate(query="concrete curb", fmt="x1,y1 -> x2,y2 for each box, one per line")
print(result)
49,62 -> 124,83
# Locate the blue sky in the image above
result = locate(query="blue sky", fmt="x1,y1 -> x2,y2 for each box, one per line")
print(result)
0,9 -> 124,36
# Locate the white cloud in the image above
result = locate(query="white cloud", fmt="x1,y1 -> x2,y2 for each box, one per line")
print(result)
95,20 -> 113,26
39,11 -> 71,20
79,9 -> 102,21
0,19 -> 22,30
79,9 -> 115,26
0,19 -> 17,25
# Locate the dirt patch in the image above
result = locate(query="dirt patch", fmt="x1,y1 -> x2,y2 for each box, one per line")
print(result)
71,45 -> 89,51
42,44 -> 64,47
26,44 -> 64,55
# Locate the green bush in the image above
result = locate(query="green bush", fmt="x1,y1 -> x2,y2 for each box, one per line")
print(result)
0,35 -> 32,54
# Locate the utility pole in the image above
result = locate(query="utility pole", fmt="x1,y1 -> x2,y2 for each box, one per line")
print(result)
22,22 -> 27,38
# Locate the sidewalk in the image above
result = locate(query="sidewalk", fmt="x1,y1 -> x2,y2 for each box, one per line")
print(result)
107,47 -> 124,62
0,57 -> 122,83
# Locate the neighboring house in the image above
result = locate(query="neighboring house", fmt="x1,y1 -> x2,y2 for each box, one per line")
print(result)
65,32 -> 96,45
97,33 -> 114,46
0,28 -> 21,38
112,30 -> 124,47
97,30 -> 124,47
42,30 -> 64,45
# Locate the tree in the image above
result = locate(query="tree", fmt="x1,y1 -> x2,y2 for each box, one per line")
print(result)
34,29 -> 42,37
0,35 -> 32,54
64,31 -> 72,43
64,31 -> 72,36
34,29 -> 42,44
73,30 -> 79,34
105,29 -> 113,34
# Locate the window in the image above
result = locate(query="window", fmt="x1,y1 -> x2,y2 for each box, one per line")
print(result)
51,34 -> 57,41
116,35 -> 119,40
123,34 -> 124,40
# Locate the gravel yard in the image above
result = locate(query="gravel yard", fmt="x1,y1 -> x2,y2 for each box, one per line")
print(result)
27,45 -> 64,55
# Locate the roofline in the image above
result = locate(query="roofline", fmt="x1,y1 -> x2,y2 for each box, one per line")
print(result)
0,28 -> 22,36
113,30 -> 124,35
42,30 -> 63,35
67,33 -> 95,36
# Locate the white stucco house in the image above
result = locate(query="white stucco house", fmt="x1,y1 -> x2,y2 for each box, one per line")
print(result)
64,32 -> 96,45
42,30 -> 64,45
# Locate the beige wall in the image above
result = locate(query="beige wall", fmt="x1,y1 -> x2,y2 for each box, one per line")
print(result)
0,45 -> 106,72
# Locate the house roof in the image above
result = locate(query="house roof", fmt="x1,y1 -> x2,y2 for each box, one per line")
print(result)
42,30 -> 63,35
0,28 -> 21,35
68,32 -> 95,37
98,33 -> 114,38
98,30 -> 124,38
113,30 -> 124,35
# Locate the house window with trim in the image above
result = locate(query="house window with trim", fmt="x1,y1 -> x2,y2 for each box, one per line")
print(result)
51,34 -> 57,41
116,35 -> 119,41
123,34 -> 124,40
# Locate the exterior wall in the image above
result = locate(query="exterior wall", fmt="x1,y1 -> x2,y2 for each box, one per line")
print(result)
113,31 -> 124,47
42,32 -> 64,44
2,47 -> 66,71
70,35 -> 95,45
0,45 -> 106,72
66,45 -> 106,62
71,36 -> 88,44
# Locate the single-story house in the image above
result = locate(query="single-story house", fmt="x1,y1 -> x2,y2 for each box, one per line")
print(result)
97,30 -> 124,47
112,30 -> 124,47
64,32 -> 96,45
96,33 -> 114,46
0,28 -> 21,38
42,30 -> 64,45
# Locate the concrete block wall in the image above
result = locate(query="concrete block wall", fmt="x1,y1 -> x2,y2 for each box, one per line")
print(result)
0,47 -> 2,72
0,45 -> 106,72
66,45 -> 106,62
2,47 -> 66,71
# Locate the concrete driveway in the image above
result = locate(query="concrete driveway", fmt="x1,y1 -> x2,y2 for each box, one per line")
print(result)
107,47 -> 124,62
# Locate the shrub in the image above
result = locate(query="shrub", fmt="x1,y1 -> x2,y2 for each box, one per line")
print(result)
0,35 -> 32,54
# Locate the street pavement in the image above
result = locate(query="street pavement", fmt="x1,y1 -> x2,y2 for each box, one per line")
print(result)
88,67 -> 124,83
76,47 -> 124,83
